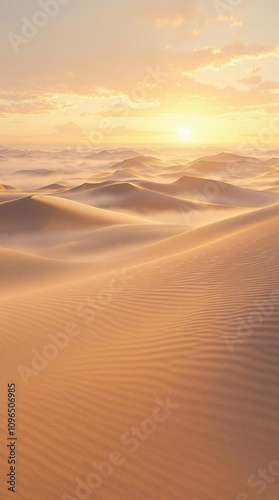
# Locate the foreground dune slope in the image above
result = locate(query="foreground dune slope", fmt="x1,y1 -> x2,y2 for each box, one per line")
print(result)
0,248 -> 95,297
0,204 -> 279,500
81,203 -> 278,269
44,223 -> 188,261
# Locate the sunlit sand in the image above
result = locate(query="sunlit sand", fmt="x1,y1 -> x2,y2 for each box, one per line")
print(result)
1,145 -> 279,499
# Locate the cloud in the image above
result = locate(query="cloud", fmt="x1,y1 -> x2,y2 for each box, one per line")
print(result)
134,72 -> 279,116
101,126 -> 161,137
149,1 -> 228,38
240,75 -> 264,87
240,76 -> 279,91
55,122 -> 85,138
0,0 -> 231,97
97,103 -> 161,118
0,96 -> 71,117
174,43 -> 279,74
230,17 -> 243,27
247,67 -> 261,75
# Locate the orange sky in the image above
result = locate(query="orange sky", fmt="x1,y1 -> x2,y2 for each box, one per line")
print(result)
0,0 -> 278,145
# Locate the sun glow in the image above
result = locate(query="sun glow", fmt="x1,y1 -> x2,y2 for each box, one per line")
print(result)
178,126 -> 192,142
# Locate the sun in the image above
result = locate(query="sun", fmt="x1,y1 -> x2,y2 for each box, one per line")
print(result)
178,126 -> 192,142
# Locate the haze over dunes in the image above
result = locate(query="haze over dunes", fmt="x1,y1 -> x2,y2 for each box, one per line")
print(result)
0,145 -> 279,500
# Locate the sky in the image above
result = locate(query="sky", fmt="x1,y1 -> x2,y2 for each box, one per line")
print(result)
0,0 -> 278,145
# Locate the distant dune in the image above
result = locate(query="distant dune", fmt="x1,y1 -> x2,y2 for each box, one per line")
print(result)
107,168 -> 142,180
16,168 -> 54,176
185,152 -> 272,179
64,181 -> 187,212
0,184 -> 19,190
83,149 -> 140,160
37,183 -> 68,192
110,155 -> 170,175
61,181 -> 243,228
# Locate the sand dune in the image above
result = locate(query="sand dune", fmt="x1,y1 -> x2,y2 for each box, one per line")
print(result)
264,165 -> 279,176
38,183 -> 68,191
194,151 -> 260,163
83,149 -> 140,161
135,175 -> 279,208
16,168 -> 54,176
0,195 -> 148,233
106,169 -> 142,181
1,184 -> 20,191
60,180 -> 244,227
110,156 -> 169,176
186,159 -> 269,179
1,192 -> 279,500
0,247 -> 92,297
45,223 -> 188,261
63,181 -> 189,212
1,145 -> 279,500
0,148 -> 31,157
80,202 -> 278,269
184,152 -> 274,180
